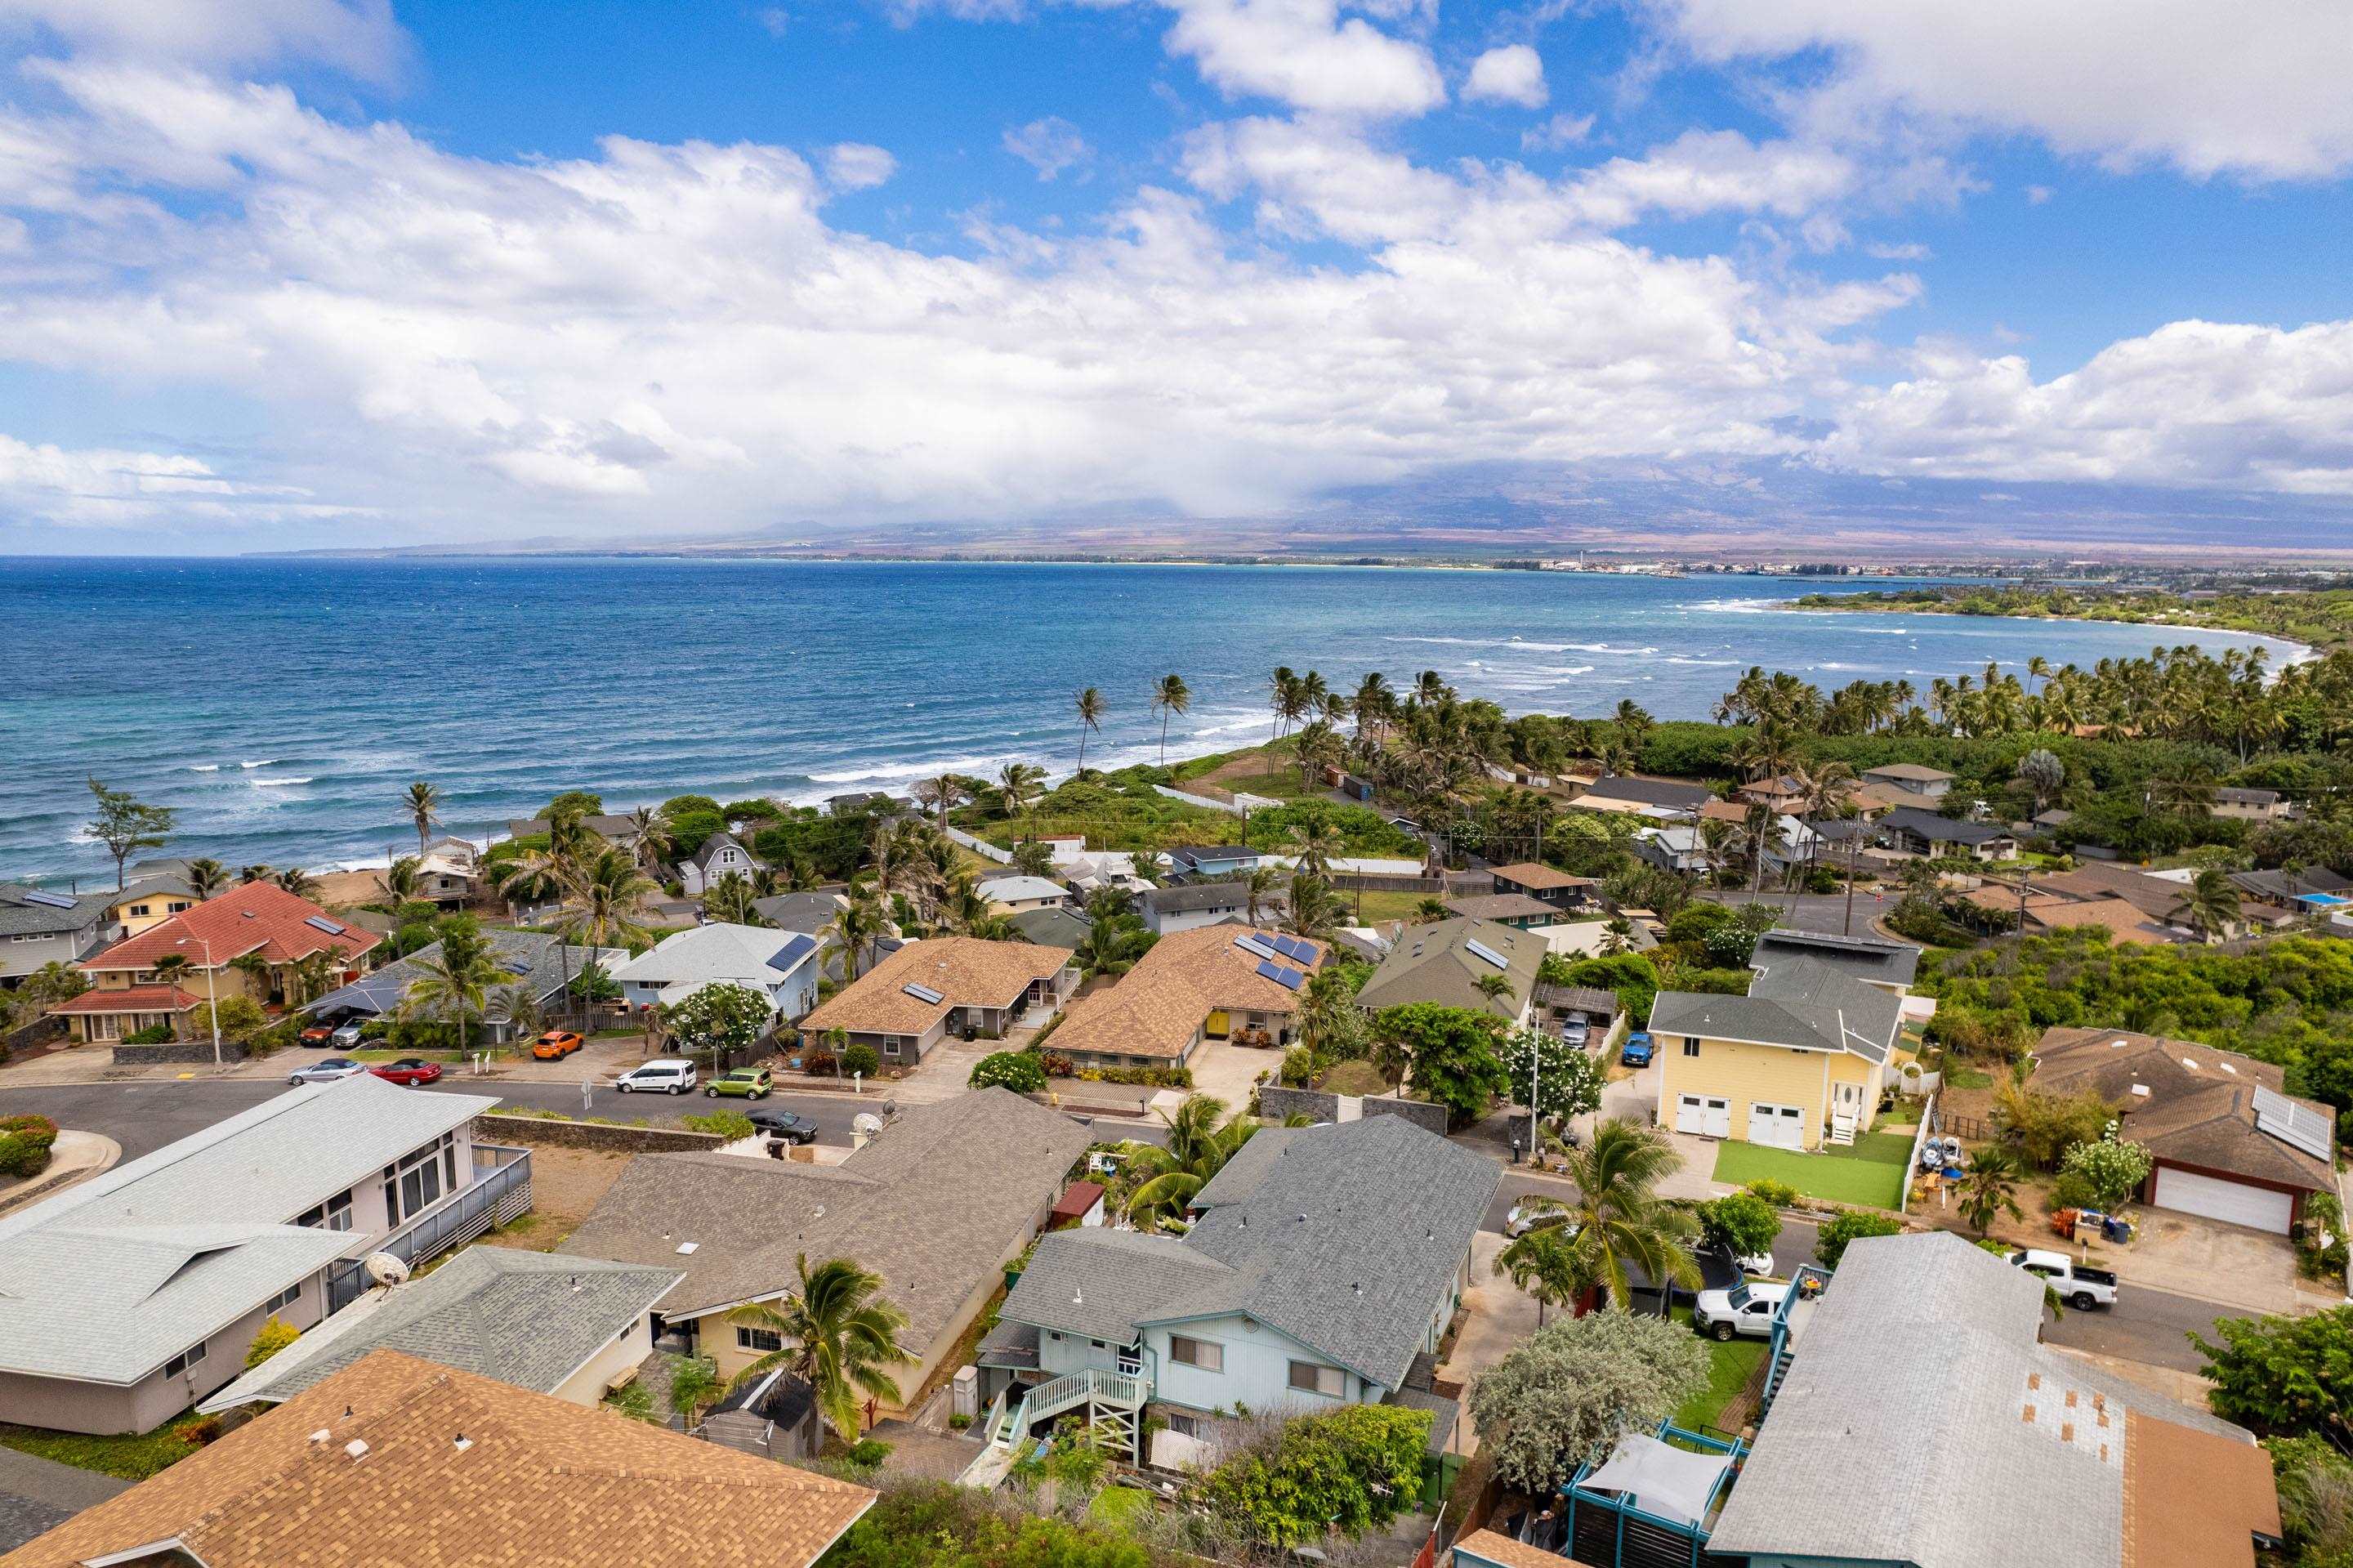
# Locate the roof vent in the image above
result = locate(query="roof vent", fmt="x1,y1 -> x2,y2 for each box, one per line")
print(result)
453,1434 -> 472,1453
344,1439 -> 369,1461
675,1241 -> 699,1255
2180,1057 -> 2200,1070
309,1428 -> 332,1444
2218,1062 -> 2238,1074
2130,1083 -> 2150,1097
2109,1039 -> 2129,1048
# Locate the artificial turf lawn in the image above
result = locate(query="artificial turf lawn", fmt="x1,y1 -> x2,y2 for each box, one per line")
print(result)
1667,1307 -> 1769,1435
1710,1129 -> 1912,1209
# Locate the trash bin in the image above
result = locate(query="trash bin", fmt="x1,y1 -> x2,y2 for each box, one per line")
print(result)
2102,1215 -> 2136,1244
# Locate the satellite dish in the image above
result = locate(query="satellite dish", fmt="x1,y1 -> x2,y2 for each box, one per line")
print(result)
852,1112 -> 885,1137
364,1253 -> 410,1288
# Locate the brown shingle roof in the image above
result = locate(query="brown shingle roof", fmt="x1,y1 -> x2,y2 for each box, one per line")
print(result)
2120,1406 -> 2279,1568
2032,863 -> 2190,922
0,1350 -> 873,1568
797,936 -> 1071,1038
1050,925 -> 1323,1060
1443,893 -> 1560,921
2033,1027 -> 2334,1192
1487,862 -> 1593,891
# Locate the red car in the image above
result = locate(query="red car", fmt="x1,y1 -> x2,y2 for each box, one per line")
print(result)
369,1057 -> 444,1087
299,1024 -> 335,1048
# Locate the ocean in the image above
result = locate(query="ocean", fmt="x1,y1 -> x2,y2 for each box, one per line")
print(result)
0,556 -> 2299,887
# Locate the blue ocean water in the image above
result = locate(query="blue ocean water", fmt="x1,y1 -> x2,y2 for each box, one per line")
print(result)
0,557 -> 2298,887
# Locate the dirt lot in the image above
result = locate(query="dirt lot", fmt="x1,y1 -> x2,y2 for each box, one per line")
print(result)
477,1145 -> 632,1253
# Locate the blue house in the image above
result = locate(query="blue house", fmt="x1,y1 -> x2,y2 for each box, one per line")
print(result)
1166,844 -> 1262,880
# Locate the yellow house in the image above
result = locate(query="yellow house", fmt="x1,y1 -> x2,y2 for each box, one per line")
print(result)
1649,953 -> 1904,1151
107,872 -> 199,937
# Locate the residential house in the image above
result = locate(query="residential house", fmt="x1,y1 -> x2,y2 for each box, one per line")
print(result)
1859,762 -> 1956,800
1,1351 -> 874,1568
1649,945 -> 1904,1149
1486,862 -> 1599,912
1354,917 -> 1543,1025
1878,805 -> 2016,861
2034,862 -> 2198,927
1569,775 -> 1713,820
988,1115 -> 1498,1463
1735,774 -> 1809,811
1141,879 -> 1280,936
199,1249 -> 680,1413
2226,865 -> 2352,918
1704,1233 -> 2280,1568
1632,825 -> 1716,877
57,882 -> 380,1044
505,812 -> 646,851
611,922 -> 823,1024
0,1074 -> 516,1434
1963,887 -> 2177,945
795,936 -> 1075,1067
825,791 -> 904,815
382,837 -> 484,906
2211,786 -> 2289,821
678,830 -> 761,897
1008,905 -> 1095,948
0,886 -> 111,985
753,888 -> 851,936
1166,845 -> 1262,881
306,927 -> 625,1042
561,1088 -> 1089,1405
1048,925 -> 1324,1066
1441,893 -> 1561,929
104,860 -> 203,937
1748,928 -> 1919,994
976,873 -> 1069,914
2031,1028 -> 2336,1234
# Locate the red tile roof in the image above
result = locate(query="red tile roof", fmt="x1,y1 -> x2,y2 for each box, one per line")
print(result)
49,985 -> 203,1014
81,882 -> 379,973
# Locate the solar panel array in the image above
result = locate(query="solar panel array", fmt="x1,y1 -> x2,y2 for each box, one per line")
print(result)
768,934 -> 818,972
2253,1084 -> 2333,1160
1234,934 -> 1281,963
1254,960 -> 1306,991
1463,938 -> 1510,969
304,915 -> 346,936
901,982 -> 945,1005
19,890 -> 77,910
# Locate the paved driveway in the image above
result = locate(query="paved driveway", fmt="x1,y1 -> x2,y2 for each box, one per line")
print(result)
1186,1039 -> 1278,1110
1434,1231 -> 1544,1454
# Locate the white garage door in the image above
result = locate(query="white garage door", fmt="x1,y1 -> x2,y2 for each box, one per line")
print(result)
1749,1102 -> 1806,1150
2151,1166 -> 2293,1235
1673,1096 -> 1733,1138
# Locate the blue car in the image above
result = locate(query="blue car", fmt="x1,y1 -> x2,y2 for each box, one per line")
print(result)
1620,1031 -> 1655,1068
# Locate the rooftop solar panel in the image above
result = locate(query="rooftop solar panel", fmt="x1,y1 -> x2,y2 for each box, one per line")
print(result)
303,915 -> 346,936
19,890 -> 77,909
1234,935 -> 1281,963
768,934 -> 818,972
1464,939 -> 1510,969
901,982 -> 945,1005
1254,959 -> 1306,991
2253,1084 -> 2333,1160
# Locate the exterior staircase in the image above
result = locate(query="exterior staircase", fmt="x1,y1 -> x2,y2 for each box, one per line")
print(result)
1826,1111 -> 1858,1147
954,1369 -> 1149,1490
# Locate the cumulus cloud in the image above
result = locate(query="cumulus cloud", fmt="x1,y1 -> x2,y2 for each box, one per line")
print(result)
1003,115 -> 1091,180
1161,0 -> 1445,118
0,0 -> 407,81
1636,0 -> 2353,181
0,432 -> 352,528
1821,321 -> 2353,493
1521,112 -> 1594,152
1464,44 -> 1547,109
824,141 -> 897,190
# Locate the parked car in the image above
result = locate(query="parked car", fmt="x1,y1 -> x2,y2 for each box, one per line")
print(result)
2010,1249 -> 2119,1309
330,1021 -> 364,1048
369,1057 -> 444,1087
1619,1031 -> 1654,1068
1504,1199 -> 1577,1240
299,1023 -> 336,1048
1559,1018 -> 1590,1048
707,1066 -> 774,1099
1626,1240 -> 1743,1312
1692,1280 -> 1791,1341
531,1030 -> 585,1061
1730,1247 -> 1776,1277
288,1057 -> 368,1085
615,1059 -> 697,1095
748,1106 -> 818,1144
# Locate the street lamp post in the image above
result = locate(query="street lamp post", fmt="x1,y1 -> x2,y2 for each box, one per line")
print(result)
176,934 -> 221,1066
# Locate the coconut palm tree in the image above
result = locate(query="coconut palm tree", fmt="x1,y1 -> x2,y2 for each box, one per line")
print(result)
1494,1224 -> 1602,1326
150,953 -> 192,1004
1243,864 -> 1284,926
1285,808 -> 1343,881
275,865 -> 322,900
382,855 -> 422,908
1293,717 -> 1342,791
402,780 -> 443,859
822,896 -> 890,983
703,871 -> 765,927
1958,1148 -> 2024,1237
490,980 -> 543,1043
1150,673 -> 1192,767
230,950 -> 271,998
290,949 -> 341,1006
1074,687 -> 1106,773
561,847 -> 656,950
1123,1095 -> 1258,1230
724,1254 -> 912,1441
2181,867 -> 2242,942
239,864 -> 275,885
405,918 -> 516,1051
627,806 -> 674,879
1473,972 -> 1516,1012
183,858 -> 230,901
995,762 -> 1046,827
914,774 -> 969,829
1514,1118 -> 1699,1311
1280,873 -> 1345,939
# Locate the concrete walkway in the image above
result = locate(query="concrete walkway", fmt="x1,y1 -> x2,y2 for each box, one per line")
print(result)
0,1132 -> 121,1217
0,1445 -> 129,1552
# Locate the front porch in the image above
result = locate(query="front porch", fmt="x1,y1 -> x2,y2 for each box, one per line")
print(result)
321,1143 -> 534,1312
961,1365 -> 1149,1487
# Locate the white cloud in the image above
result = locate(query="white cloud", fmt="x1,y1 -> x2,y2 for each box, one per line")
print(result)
1464,44 -> 1547,109
2025,184 -> 2052,204
1003,115 -> 1091,180
1161,0 -> 1445,118
824,141 -> 898,190
0,0 -> 406,81
0,432 -> 353,527
757,7 -> 790,37
1521,112 -> 1594,152
1821,321 -> 2353,493
1638,0 -> 2353,180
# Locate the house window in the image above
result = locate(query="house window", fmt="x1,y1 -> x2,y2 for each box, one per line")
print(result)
297,1192 -> 354,1231
163,1344 -> 205,1378
1167,1412 -> 1207,1439
882,1039 -> 902,1058
1682,1037 -> 1700,1057
1168,1335 -> 1223,1372
1288,1360 -> 1345,1397
737,1327 -> 784,1352
129,904 -> 150,918
264,1282 -> 301,1313
382,1133 -> 453,1225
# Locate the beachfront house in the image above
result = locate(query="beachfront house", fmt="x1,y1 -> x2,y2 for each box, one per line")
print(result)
0,885 -> 112,985
103,860 -> 203,937
678,831 -> 761,897
1048,925 -> 1324,1066
0,1074 -> 520,1434
56,882 -> 380,1044
794,936 -> 1076,1067
306,927 -> 626,1042
611,922 -> 823,1024
984,1116 -> 1498,1465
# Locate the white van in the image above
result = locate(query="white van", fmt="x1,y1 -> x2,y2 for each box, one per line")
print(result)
615,1059 -> 699,1095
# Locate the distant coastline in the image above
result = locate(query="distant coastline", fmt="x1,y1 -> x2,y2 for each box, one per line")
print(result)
1787,584 -> 2338,660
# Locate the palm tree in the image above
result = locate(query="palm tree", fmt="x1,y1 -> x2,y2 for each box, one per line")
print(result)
490,980 -> 543,1043
995,763 -> 1046,827
914,774 -> 969,829
405,918 -> 516,1051
1599,916 -> 1634,955
2181,866 -> 2242,941
725,1255 -> 912,1441
1473,972 -> 1516,1012
1280,873 -> 1345,939
1293,717 -> 1342,791
1123,1095 -> 1258,1229
150,954 -> 192,1007
1243,864 -> 1284,926
1494,1224 -> 1601,1326
1074,687 -> 1105,773
275,865 -> 322,900
289,949 -> 341,1006
703,871 -> 765,927
239,864 -> 275,885
1958,1148 -> 2024,1237
402,780 -> 443,859
1516,1119 -> 1699,1311
382,855 -> 422,908
1285,808 -> 1343,881
627,806 -> 675,879
1150,673 -> 1192,767
183,858 -> 230,901
822,896 -> 890,983
561,847 -> 656,949
229,949 -> 271,998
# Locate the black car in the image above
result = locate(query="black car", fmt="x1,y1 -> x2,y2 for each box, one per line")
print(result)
747,1106 -> 817,1144
1622,1240 -> 1743,1314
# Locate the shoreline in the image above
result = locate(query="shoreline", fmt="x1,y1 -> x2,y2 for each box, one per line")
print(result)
1775,596 -> 2319,666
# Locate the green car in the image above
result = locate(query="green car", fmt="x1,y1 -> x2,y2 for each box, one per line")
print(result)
705,1067 -> 774,1100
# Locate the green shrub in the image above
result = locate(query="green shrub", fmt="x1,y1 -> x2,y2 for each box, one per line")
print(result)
842,1042 -> 880,1079
1743,1178 -> 1802,1208
121,1023 -> 176,1046
1077,1064 -> 1192,1088
244,1316 -> 301,1369
1815,1209 -> 1905,1268
681,1110 -> 755,1141
969,1051 -> 1047,1093
846,1438 -> 893,1467
2049,1171 -> 2101,1210
0,1115 -> 57,1181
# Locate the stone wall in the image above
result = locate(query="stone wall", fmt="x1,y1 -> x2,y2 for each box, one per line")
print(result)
1254,1085 -> 1339,1123
474,1112 -> 728,1155
1360,1096 -> 1449,1137
109,1040 -> 253,1067
1253,1085 -> 1449,1137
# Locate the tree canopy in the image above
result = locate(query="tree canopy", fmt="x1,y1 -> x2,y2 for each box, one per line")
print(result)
1467,1309 -> 1710,1494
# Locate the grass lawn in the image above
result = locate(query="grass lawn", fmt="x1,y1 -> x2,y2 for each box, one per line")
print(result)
1088,1486 -> 1154,1530
0,1416 -> 211,1481
1317,1058 -> 1395,1097
1666,1308 -> 1767,1435
1711,1131 -> 1912,1209
1350,889 -> 1438,925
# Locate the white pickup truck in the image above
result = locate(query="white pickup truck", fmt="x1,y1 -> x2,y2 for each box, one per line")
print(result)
2011,1249 -> 2119,1309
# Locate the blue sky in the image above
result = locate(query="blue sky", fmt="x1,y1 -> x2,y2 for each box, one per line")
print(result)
0,0 -> 2349,553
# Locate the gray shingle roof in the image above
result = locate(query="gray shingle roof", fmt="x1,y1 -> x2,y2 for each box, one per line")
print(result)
1007,906 -> 1095,947
0,1076 -> 497,1384
1142,881 -> 1264,915
0,886 -> 110,939
1649,954 -> 1901,1065
306,927 -> 624,1018
198,1249 -> 681,1412
1355,917 -> 1545,1017
1709,1232 -> 2249,1568
1002,1117 -> 1498,1392
685,831 -> 757,873
1882,806 -> 2010,847
559,1089 -> 1089,1363
1587,775 -> 1715,811
1749,928 -> 1920,988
